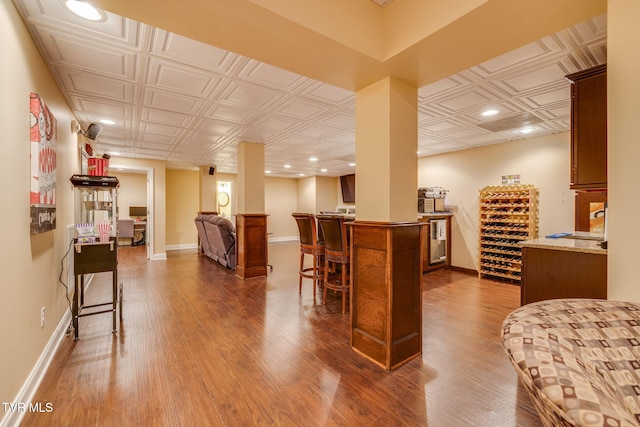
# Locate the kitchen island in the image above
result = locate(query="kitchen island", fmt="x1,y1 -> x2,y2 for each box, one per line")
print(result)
519,233 -> 607,305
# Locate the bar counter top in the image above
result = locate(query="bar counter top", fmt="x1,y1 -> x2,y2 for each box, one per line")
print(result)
519,231 -> 606,255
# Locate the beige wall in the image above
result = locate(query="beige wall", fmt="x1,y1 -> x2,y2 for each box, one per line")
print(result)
419,132 -> 574,271
266,177 -> 298,240
316,176 -> 339,212
165,170 -> 199,248
0,1 -> 79,407
112,171 -> 147,219
296,176 -> 316,214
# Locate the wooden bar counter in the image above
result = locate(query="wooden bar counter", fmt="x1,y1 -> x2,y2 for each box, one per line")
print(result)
519,234 -> 607,305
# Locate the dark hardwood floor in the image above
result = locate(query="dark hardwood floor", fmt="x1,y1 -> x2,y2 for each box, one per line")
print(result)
22,241 -> 541,426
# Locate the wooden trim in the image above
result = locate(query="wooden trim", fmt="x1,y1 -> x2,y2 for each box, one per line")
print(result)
565,63 -> 606,83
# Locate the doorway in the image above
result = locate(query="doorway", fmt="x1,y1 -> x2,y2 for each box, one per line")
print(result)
217,181 -> 232,218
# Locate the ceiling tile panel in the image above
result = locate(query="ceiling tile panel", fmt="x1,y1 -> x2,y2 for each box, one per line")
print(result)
569,15 -> 608,43
493,62 -> 572,95
35,29 -> 138,79
139,122 -> 184,137
275,99 -> 327,120
236,128 -> 276,143
237,60 -> 308,91
217,81 -> 285,110
141,88 -> 205,115
299,82 -> 355,105
317,112 -> 355,129
515,85 -> 571,110
204,104 -> 260,124
251,115 -> 300,132
418,74 -> 474,99
70,96 -> 132,117
57,69 -> 135,102
140,108 -> 195,128
146,58 -> 221,97
326,132 -> 355,145
149,29 -> 239,72
293,124 -> 338,139
192,118 -> 238,135
139,133 -> 179,146
433,87 -> 499,114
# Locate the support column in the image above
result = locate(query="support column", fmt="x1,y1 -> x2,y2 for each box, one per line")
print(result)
235,142 -> 268,278
350,77 -> 424,370
237,141 -> 265,213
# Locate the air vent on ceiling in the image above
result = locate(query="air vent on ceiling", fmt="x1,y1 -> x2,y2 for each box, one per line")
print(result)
477,112 -> 543,133
371,0 -> 394,7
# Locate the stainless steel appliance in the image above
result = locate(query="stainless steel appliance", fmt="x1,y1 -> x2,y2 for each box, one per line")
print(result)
430,219 -> 447,265
418,187 -> 448,213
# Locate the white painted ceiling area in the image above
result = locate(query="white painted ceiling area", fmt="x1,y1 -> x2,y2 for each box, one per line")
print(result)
13,1 -> 607,178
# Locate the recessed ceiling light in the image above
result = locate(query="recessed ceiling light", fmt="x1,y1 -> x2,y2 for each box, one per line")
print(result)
320,168 -> 327,173
482,109 -> 499,117
309,157 -> 318,162
299,173 -> 305,177
520,127 -> 534,134
349,163 -> 356,167
99,119 -> 115,125
265,170 -> 272,174
65,0 -> 104,21
108,151 -> 121,156
284,164 -> 291,168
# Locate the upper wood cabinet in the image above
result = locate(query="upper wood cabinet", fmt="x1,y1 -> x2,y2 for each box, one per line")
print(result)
566,64 -> 607,190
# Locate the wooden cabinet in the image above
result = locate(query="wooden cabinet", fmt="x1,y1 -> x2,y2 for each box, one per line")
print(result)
521,246 -> 607,305
479,185 -> 538,284
566,64 -> 607,190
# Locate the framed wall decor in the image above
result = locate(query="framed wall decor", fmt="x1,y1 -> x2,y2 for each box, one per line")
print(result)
29,92 -> 57,234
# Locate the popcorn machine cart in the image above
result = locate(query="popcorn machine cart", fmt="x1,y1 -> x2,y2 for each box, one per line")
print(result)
69,174 -> 122,340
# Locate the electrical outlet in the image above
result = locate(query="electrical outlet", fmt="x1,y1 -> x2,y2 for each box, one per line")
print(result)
41,307 -> 45,328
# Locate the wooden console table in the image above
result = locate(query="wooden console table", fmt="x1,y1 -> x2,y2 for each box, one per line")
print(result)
235,214 -> 269,279
350,221 -> 424,370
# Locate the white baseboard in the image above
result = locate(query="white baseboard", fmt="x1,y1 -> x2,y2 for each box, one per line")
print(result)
269,236 -> 297,242
165,243 -> 198,251
151,252 -> 167,261
0,308 -> 71,427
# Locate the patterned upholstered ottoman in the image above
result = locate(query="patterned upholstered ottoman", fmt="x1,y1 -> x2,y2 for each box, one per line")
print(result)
501,299 -> 640,427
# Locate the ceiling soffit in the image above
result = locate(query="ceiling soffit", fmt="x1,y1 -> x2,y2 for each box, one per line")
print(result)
93,0 -> 606,91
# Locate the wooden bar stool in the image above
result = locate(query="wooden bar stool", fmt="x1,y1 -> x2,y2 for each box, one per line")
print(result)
316,215 -> 350,314
292,213 -> 324,300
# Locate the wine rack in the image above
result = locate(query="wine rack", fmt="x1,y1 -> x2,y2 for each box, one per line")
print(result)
479,184 -> 538,283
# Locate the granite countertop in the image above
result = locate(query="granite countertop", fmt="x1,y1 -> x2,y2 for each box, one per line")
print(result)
519,231 -> 607,255
418,212 -> 454,218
